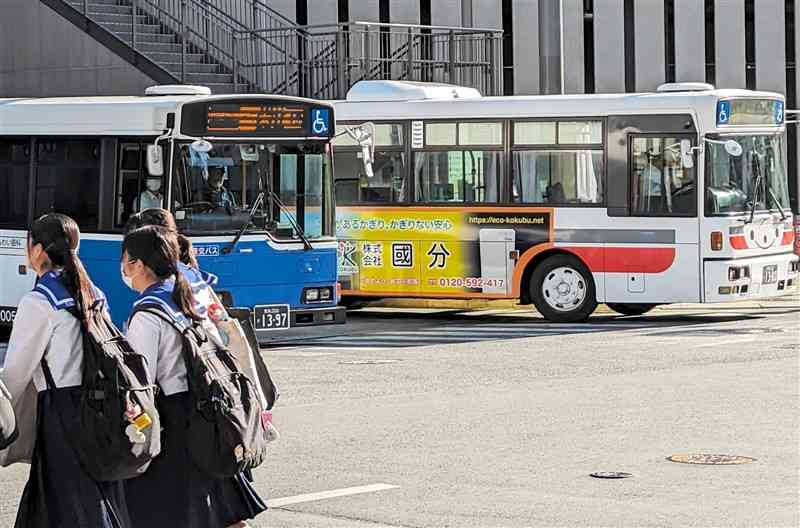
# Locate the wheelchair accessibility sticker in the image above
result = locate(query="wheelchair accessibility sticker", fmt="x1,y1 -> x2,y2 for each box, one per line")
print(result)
717,101 -> 731,126
311,108 -> 331,136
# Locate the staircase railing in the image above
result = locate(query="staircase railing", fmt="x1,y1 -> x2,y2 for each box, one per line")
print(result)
66,2 -> 503,97
234,21 -> 504,98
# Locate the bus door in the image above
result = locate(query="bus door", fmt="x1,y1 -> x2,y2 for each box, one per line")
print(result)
606,116 -> 701,303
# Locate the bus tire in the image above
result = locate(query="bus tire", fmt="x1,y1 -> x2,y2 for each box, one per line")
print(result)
607,303 -> 657,316
530,254 -> 597,323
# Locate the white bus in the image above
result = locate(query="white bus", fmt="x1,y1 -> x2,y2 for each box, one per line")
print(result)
330,81 -> 799,322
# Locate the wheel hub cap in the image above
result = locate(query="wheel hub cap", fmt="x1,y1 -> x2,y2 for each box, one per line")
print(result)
542,266 -> 587,312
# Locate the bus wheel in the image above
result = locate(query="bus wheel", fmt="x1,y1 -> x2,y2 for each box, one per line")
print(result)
530,254 -> 597,323
607,303 -> 657,316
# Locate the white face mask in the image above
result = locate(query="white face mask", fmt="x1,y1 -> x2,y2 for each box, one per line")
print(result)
121,262 -> 134,290
145,179 -> 162,193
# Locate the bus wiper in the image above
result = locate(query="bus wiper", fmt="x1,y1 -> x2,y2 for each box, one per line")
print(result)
767,187 -> 788,220
746,156 -> 764,225
268,190 -> 313,251
223,191 -> 265,255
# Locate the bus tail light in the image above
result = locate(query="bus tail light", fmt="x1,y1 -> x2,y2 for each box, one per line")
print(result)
711,231 -> 723,251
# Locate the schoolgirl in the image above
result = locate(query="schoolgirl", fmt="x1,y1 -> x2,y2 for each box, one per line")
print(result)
121,226 -> 264,528
0,213 -> 130,528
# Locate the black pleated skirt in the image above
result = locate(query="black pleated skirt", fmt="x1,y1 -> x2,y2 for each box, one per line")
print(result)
15,388 -> 131,528
125,391 -> 267,528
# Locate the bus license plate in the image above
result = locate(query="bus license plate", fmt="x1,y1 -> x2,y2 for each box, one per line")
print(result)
763,265 -> 778,285
253,305 -> 290,330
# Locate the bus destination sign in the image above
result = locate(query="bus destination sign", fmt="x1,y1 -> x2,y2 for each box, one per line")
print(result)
716,99 -> 784,127
180,99 -> 333,138
207,103 -> 305,134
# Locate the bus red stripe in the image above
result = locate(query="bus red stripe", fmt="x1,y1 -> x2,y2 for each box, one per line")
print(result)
564,246 -> 676,273
730,235 -> 749,250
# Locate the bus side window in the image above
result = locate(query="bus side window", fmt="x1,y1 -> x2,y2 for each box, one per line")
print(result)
34,140 -> 101,229
333,123 -> 406,204
0,140 -> 31,229
413,122 -> 503,204
511,121 -> 604,205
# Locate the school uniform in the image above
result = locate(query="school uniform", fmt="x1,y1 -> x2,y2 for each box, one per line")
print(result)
0,271 -> 130,528
124,280 -> 266,528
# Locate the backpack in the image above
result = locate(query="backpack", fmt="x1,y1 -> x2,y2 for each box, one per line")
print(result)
134,305 -> 269,478
0,379 -> 17,450
54,302 -> 162,482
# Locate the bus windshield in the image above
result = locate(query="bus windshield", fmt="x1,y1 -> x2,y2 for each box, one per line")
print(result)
172,141 -> 333,239
706,134 -> 790,215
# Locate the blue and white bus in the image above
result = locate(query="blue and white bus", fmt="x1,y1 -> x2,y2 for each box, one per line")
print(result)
0,85 -> 350,335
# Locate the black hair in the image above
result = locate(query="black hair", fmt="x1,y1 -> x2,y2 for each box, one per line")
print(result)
123,208 -> 198,268
122,225 -> 202,321
29,213 -> 96,320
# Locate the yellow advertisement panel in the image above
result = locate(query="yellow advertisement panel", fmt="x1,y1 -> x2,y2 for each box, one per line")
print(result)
336,207 -> 552,297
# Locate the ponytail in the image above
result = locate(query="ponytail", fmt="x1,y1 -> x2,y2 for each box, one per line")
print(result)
62,250 -> 97,321
177,234 -> 199,269
173,271 -> 202,322
30,213 -> 96,320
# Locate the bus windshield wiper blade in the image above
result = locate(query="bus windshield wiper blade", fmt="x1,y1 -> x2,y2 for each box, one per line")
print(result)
746,156 -> 764,225
767,187 -> 788,220
223,191 -> 265,255
269,191 -> 313,251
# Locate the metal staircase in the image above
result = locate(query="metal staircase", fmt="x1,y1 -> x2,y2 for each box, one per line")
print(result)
41,0 -> 504,97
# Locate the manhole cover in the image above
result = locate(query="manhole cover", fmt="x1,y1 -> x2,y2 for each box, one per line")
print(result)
338,359 -> 400,365
590,472 -> 632,479
667,454 -> 756,465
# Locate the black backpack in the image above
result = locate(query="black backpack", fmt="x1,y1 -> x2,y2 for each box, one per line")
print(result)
47,303 -> 161,482
0,379 -> 17,451
134,306 -> 268,478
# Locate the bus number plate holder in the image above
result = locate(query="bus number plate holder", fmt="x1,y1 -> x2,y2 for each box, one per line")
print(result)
763,265 -> 778,285
253,304 -> 291,331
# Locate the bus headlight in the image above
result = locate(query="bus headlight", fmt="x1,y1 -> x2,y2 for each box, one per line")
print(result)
303,287 -> 334,303
305,289 -> 319,302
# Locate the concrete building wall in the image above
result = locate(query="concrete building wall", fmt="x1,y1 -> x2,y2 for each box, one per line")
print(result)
0,0 -> 155,97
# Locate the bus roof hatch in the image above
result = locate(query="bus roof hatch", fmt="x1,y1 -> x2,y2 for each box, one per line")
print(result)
346,80 -> 482,102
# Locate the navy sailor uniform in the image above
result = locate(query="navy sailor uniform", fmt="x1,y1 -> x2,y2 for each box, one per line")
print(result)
124,280 -> 266,527
0,271 -> 130,528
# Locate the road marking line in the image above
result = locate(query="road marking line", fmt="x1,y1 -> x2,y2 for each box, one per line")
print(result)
266,483 -> 400,508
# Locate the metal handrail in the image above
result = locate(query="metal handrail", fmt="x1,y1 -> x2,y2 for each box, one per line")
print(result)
62,1 -> 503,97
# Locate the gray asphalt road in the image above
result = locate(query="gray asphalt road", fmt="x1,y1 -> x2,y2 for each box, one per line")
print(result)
1,300 -> 798,527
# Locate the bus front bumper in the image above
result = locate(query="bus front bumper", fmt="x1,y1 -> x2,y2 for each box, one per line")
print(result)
704,253 -> 799,302
290,305 -> 347,327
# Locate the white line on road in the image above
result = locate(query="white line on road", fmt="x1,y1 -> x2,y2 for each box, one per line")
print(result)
266,483 -> 400,508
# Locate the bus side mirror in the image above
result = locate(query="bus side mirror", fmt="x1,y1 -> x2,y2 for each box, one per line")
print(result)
147,145 -> 164,176
680,139 -> 694,169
